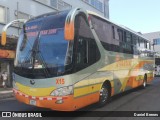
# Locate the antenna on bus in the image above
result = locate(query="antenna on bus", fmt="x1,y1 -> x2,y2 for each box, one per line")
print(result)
1,19 -> 27,46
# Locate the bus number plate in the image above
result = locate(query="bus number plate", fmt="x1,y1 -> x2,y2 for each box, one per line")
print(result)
30,99 -> 36,106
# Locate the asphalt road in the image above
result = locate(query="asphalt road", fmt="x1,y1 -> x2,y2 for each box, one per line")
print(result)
0,77 -> 160,120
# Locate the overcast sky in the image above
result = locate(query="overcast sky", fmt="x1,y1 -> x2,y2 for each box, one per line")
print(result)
109,0 -> 160,33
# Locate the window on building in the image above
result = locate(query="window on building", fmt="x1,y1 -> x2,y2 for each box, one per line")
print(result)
0,6 -> 6,23
17,11 -> 31,19
82,0 -> 104,12
153,38 -> 160,45
50,0 -> 58,8
50,0 -> 71,10
13,11 -> 32,28
98,1 -> 103,11
35,0 -> 48,4
82,0 -> 89,3
91,0 -> 95,6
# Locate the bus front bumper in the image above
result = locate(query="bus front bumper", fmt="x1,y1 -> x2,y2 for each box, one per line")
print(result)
13,89 -> 75,111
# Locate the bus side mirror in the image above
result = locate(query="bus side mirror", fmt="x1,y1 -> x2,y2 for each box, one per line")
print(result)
64,21 -> 74,41
1,31 -> 7,46
1,19 -> 27,46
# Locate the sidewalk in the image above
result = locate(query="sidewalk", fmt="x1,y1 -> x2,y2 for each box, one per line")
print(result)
0,87 -> 14,100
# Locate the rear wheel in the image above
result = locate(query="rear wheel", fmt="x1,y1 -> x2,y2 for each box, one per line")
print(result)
98,84 -> 110,107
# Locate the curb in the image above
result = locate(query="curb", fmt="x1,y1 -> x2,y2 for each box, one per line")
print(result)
0,91 -> 14,100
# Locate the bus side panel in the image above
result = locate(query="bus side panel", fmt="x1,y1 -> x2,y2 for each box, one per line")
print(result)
99,57 -> 154,95
73,92 -> 99,110
73,74 -> 114,109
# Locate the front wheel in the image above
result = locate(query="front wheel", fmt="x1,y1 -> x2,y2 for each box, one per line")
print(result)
97,84 -> 110,107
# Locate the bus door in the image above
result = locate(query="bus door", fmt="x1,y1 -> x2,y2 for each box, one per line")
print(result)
73,13 -> 101,105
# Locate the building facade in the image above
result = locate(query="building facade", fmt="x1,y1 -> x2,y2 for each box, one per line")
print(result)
144,32 -> 160,76
0,0 -> 109,36
63,0 -> 109,18
143,31 -> 160,54
0,0 -> 109,87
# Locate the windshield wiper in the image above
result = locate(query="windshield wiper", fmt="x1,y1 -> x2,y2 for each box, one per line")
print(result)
20,25 -> 28,51
30,18 -> 51,78
19,18 -> 51,78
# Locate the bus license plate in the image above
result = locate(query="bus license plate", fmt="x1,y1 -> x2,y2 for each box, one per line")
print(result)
30,100 -> 36,106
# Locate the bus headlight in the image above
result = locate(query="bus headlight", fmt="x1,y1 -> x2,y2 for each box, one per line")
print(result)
50,85 -> 73,96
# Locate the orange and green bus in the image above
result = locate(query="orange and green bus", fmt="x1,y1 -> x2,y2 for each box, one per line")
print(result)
1,8 -> 155,111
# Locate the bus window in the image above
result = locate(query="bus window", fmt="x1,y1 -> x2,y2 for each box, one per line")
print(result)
149,42 -> 151,49
145,41 -> 148,49
139,38 -> 142,48
126,32 -> 132,44
132,35 -> 138,45
90,15 -> 112,48
112,26 -> 115,39
117,29 -> 123,42
74,15 -> 100,71
76,38 -> 88,64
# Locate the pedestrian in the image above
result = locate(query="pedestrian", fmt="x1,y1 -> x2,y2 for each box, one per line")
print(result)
2,71 -> 8,88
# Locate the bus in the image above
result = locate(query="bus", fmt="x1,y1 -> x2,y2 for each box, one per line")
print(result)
1,8 -> 155,111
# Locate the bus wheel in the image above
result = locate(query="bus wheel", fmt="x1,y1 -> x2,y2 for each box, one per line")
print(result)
98,84 -> 110,107
142,74 -> 147,88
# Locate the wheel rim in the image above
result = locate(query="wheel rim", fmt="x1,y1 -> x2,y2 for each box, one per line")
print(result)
100,87 -> 108,103
143,80 -> 146,87
143,75 -> 147,87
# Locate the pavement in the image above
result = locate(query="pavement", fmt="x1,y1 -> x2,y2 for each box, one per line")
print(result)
0,88 -> 14,100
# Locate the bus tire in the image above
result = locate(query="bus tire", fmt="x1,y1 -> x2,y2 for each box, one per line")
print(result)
142,74 -> 147,88
97,83 -> 111,107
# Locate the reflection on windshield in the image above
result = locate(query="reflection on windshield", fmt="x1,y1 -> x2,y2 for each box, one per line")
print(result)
39,28 -> 68,68
14,11 -> 73,78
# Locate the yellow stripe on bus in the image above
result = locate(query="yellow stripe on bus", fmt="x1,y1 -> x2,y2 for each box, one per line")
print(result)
16,82 -> 55,96
74,77 -> 114,98
74,83 -> 101,98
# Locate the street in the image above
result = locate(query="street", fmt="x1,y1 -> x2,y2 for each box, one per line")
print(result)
0,77 -> 160,120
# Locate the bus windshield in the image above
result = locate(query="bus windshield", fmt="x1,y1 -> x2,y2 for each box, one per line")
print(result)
14,11 -> 73,78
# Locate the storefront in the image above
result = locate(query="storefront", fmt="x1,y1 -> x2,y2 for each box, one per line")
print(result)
0,36 -> 17,88
0,58 -> 14,87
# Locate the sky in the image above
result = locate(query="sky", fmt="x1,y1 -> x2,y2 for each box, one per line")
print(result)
109,0 -> 160,33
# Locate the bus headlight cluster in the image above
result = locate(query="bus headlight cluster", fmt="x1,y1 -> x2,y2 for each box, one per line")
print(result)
50,85 -> 73,96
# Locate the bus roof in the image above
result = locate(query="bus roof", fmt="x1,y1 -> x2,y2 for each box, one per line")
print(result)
87,10 -> 151,42
27,10 -> 70,23
26,9 -> 150,42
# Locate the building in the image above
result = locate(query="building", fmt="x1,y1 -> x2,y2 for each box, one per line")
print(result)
0,0 -> 110,87
0,0 -> 109,36
143,31 -> 160,54
63,0 -> 109,18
